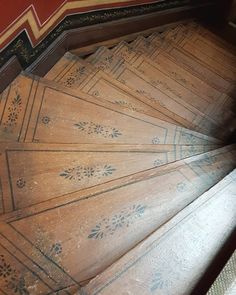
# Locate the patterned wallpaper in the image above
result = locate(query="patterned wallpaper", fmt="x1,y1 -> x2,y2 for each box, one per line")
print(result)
0,0 -> 164,51
0,0 -> 193,69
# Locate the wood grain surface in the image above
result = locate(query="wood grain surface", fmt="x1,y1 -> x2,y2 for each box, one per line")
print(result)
0,143 -> 218,213
82,169 -> 236,295
0,73 -> 220,145
0,145 -> 235,294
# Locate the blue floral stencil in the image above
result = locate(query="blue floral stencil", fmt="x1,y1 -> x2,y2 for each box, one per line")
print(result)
150,272 -> 173,292
149,250 -> 190,294
176,182 -> 187,192
114,100 -> 142,112
150,79 -> 182,99
3,92 -> 22,133
0,254 -> 29,295
136,89 -> 166,108
180,146 -> 199,158
152,136 -> 160,144
193,154 -> 217,166
60,164 -> 116,181
88,204 -> 146,239
63,66 -> 87,87
74,121 -> 122,138
180,132 -> 202,144
49,243 -> 63,256
153,158 -> 166,167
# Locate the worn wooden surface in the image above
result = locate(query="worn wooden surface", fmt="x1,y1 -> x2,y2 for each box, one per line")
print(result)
0,143 -> 218,214
86,47 -> 228,139
0,73 -> 220,145
45,53 -> 179,125
149,32 -> 235,95
0,20 -> 236,295
82,169 -> 236,295
164,23 -> 236,82
0,145 -> 235,294
112,40 -> 232,136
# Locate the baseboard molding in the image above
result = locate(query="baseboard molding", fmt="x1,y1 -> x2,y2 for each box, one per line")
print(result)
0,1 -> 217,93
0,56 -> 22,93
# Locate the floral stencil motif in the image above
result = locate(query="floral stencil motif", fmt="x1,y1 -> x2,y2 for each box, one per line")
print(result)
150,272 -> 172,292
74,121 -> 122,138
136,89 -> 166,108
153,159 -> 165,167
0,257 -> 12,278
181,132 -> 200,144
150,250 -> 190,294
176,182 -> 187,192
114,100 -> 142,112
181,146 -> 199,158
0,255 -> 29,295
16,178 -> 26,189
42,116 -> 50,124
88,204 -> 146,239
92,90 -> 99,97
171,71 -> 196,89
96,54 -> 115,70
63,66 -> 87,87
33,225 -> 63,265
151,79 -> 182,99
49,242 -> 63,256
193,154 -> 217,166
116,46 -> 134,60
60,164 -> 116,182
143,39 -> 152,49
3,92 -> 22,133
152,136 -> 160,144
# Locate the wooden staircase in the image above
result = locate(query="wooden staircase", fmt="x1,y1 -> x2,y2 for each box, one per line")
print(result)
0,21 -> 235,295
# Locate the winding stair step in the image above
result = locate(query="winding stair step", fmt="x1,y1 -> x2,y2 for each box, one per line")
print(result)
0,73 -> 219,145
148,32 -> 235,95
112,39 -> 234,133
45,52 -> 179,125
85,46 -> 227,138
164,23 -> 236,82
0,143 -> 219,214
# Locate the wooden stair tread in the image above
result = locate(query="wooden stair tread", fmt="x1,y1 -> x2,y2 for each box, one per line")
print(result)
164,24 -> 236,82
86,46 -> 226,138
0,73 -> 220,145
180,23 -> 236,65
45,52 -> 179,125
148,32 -> 235,95
131,35 -> 233,107
0,143 -> 218,213
112,40 -> 232,135
82,169 -> 236,295
0,145 -> 235,294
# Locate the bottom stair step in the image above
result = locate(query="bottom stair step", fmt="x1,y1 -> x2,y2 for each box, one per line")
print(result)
82,169 -> 236,295
0,145 -> 235,294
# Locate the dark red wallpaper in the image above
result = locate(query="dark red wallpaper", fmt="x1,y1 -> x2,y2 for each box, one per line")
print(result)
0,0 -> 161,50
